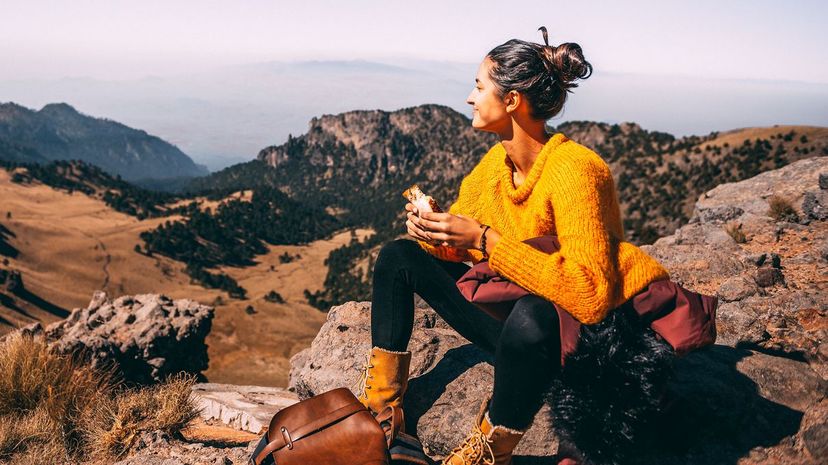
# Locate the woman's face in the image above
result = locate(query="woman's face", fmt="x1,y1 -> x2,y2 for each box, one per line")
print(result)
467,56 -> 511,134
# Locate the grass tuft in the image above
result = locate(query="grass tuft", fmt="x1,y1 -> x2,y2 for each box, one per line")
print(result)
0,333 -> 201,463
724,222 -> 747,243
767,194 -> 799,222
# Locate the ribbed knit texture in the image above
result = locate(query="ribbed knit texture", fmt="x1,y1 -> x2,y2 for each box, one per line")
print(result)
417,133 -> 670,325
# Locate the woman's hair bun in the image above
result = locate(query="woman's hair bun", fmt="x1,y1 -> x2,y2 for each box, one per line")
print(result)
484,27 -> 593,119
538,26 -> 592,92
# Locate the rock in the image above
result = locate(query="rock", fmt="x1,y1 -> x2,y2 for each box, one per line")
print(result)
696,205 -> 745,224
754,266 -> 785,287
10,291 -> 214,385
288,301 -> 828,464
191,383 -> 299,434
647,157 -> 828,377
802,191 -> 828,221
289,301 -> 560,459
717,276 -> 759,302
750,252 -> 782,268
691,157 -> 826,221
112,427 -> 258,465
819,172 -> 828,190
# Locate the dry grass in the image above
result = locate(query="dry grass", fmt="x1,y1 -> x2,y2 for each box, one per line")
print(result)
0,333 -> 201,463
83,373 -> 201,461
724,221 -> 747,243
767,194 -> 800,223
0,407 -> 65,464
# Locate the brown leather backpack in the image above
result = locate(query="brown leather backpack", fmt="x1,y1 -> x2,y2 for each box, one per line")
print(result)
250,387 -> 389,465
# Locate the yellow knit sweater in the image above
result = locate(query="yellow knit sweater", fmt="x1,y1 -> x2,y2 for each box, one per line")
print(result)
417,132 -> 670,325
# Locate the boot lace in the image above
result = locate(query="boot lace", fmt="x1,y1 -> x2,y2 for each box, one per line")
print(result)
443,424 -> 494,465
353,353 -> 374,399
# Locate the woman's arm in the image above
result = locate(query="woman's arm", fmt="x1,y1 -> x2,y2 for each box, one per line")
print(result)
486,158 -> 622,324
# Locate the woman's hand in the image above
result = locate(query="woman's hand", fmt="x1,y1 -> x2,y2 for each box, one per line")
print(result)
404,202 -> 435,244
406,203 -> 484,249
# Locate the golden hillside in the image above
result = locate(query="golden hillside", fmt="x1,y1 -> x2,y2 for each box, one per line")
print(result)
0,170 -> 373,386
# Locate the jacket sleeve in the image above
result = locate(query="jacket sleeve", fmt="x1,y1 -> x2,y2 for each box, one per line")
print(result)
487,157 -> 621,324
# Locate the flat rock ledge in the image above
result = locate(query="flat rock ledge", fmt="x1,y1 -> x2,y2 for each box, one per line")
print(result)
191,383 -> 299,434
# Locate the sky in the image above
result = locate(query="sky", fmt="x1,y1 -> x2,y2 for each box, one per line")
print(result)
1,0 -> 826,170
3,0 -> 827,83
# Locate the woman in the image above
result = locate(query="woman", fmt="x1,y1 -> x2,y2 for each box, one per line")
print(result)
355,27 -> 671,465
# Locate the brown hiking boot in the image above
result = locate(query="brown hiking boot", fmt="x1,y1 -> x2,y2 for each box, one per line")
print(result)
441,396 -> 525,465
354,346 -> 412,416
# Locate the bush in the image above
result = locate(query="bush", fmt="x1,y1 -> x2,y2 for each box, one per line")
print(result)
264,290 -> 285,304
724,222 -> 747,243
0,333 -> 200,463
767,194 -> 799,222
83,373 -> 199,460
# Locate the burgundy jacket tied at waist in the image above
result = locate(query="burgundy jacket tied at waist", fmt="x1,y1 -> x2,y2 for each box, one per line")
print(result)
455,235 -> 718,365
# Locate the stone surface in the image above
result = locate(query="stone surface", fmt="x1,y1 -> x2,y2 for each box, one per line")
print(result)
647,157 -> 828,378
6,291 -> 214,384
191,383 -> 299,434
282,158 -> 828,464
286,300 -> 828,464
111,429 -> 258,465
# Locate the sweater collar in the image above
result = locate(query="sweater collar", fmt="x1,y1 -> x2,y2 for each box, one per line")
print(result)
498,132 -> 567,204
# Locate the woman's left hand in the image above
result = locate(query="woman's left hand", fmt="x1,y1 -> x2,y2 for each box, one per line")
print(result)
414,212 -> 484,249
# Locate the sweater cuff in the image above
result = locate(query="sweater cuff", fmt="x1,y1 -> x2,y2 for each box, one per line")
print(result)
489,235 -> 549,288
416,238 -> 469,263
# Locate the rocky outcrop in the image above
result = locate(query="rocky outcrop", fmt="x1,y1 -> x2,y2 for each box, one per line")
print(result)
645,156 -> 828,378
287,157 -> 828,464
112,429 -> 260,465
12,291 -> 213,384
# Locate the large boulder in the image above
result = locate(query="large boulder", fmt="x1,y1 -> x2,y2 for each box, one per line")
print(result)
645,156 -> 828,378
13,291 -> 213,384
289,157 -> 828,464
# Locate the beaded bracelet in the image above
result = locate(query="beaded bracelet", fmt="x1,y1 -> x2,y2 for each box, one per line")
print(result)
478,224 -> 491,259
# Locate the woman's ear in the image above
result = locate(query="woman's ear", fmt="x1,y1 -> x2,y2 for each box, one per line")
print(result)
505,90 -> 521,113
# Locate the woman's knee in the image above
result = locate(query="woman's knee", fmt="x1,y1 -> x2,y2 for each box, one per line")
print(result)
499,295 -> 559,354
374,238 -> 423,273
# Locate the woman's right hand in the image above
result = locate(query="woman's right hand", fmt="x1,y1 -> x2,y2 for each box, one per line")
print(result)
404,202 -> 436,245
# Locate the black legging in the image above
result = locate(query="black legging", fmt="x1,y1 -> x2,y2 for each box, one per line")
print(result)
371,238 -> 561,430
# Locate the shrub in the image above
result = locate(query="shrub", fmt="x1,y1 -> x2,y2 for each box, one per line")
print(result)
83,373 -> 200,461
264,290 -> 285,304
724,222 -> 747,243
0,333 -> 200,463
767,194 -> 799,222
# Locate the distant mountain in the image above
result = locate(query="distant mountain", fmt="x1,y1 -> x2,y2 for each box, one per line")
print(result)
0,102 -> 208,180
187,103 -> 499,230
6,102 -> 823,312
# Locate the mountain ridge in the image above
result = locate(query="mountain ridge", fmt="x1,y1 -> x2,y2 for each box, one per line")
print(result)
0,101 -> 209,181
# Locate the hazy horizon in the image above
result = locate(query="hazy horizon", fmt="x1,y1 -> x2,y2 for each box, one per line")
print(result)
2,0 -> 826,170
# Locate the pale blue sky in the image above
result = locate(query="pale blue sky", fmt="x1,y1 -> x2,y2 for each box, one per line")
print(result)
2,0 -> 827,82
2,0 -> 826,169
